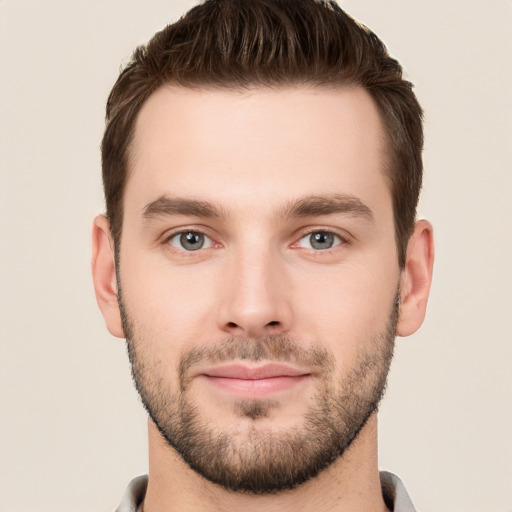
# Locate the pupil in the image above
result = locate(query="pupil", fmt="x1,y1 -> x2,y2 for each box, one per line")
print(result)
181,232 -> 204,250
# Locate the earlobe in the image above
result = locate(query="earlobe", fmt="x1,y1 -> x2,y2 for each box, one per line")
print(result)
91,215 -> 125,338
396,220 -> 435,337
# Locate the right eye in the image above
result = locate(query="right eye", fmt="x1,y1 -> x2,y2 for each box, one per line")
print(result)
167,231 -> 213,251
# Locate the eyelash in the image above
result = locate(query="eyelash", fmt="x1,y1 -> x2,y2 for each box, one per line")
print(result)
163,228 -> 218,255
294,228 -> 348,251
162,227 -> 350,254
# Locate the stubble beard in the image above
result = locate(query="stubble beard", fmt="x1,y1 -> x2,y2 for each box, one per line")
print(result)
119,292 -> 398,495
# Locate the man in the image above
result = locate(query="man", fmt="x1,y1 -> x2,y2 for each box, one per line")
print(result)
92,0 -> 434,510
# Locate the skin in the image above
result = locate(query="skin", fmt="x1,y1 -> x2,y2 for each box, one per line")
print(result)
92,85 -> 434,512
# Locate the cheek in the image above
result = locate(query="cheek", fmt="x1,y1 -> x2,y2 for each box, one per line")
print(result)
119,249 -> 219,348
290,261 -> 399,359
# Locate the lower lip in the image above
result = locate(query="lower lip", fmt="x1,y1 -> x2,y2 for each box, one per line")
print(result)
202,375 -> 310,397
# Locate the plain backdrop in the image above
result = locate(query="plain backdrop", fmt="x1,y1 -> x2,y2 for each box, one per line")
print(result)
1,1 -> 511,511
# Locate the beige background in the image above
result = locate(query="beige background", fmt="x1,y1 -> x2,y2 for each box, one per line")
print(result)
1,1 -> 511,511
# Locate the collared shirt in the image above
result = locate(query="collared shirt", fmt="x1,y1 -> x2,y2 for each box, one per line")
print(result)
115,471 -> 417,511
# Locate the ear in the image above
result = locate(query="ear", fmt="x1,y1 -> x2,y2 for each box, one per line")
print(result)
396,219 -> 435,337
91,215 -> 124,338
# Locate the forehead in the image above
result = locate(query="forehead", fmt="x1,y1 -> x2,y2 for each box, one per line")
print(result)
126,85 -> 389,214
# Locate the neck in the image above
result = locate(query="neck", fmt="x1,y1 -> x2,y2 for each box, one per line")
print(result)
142,414 -> 389,512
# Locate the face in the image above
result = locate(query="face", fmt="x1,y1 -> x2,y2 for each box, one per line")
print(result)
117,86 -> 402,493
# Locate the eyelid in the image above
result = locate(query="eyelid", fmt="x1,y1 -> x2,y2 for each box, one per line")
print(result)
158,225 -> 351,253
292,227 -> 351,250
169,231 -> 213,250
161,226 -> 221,252
296,226 -> 350,241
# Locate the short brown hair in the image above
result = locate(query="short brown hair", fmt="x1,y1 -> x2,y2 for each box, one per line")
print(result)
101,0 -> 423,267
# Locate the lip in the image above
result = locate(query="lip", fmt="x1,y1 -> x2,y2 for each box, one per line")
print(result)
196,363 -> 312,397
202,363 -> 309,380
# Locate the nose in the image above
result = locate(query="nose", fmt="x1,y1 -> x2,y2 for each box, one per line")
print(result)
216,246 -> 292,339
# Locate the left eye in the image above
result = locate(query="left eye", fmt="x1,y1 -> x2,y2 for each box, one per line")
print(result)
297,231 -> 343,250
168,231 -> 213,251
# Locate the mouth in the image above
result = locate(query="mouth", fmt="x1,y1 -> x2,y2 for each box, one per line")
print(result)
196,363 -> 313,397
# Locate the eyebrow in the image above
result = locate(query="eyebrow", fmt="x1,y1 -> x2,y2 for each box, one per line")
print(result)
142,196 -> 227,221
280,194 -> 374,221
141,193 -> 373,222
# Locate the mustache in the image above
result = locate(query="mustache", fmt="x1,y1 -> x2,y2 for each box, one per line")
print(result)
178,335 -> 334,382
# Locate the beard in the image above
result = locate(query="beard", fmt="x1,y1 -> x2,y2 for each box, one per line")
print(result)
119,291 -> 398,495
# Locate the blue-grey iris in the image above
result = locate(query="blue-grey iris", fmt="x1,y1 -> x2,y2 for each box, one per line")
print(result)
180,232 -> 204,251
310,232 -> 335,250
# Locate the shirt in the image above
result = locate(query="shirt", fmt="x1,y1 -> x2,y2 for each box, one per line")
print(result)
115,470 -> 416,511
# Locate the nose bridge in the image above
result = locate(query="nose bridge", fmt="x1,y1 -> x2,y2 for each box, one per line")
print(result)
217,240 -> 291,337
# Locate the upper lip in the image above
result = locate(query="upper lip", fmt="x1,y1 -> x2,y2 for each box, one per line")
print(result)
199,363 -> 310,380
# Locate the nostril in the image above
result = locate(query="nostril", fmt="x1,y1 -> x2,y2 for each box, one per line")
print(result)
227,322 -> 239,328
266,321 -> 280,327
